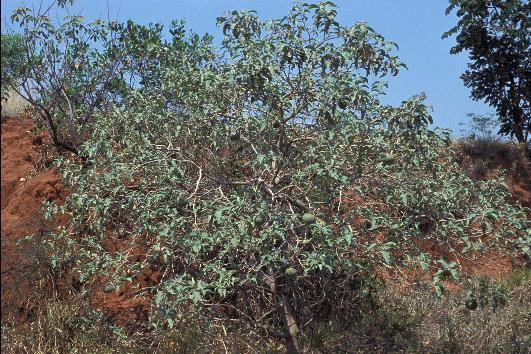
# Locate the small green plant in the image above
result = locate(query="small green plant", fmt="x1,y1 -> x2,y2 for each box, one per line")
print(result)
433,259 -> 459,296
463,276 -> 508,311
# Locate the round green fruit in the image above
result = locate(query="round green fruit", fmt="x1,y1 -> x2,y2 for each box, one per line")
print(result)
254,215 -> 265,225
382,154 -> 396,165
338,100 -> 348,110
176,197 -> 189,207
302,213 -> 316,225
229,132 -> 241,141
103,283 -> 115,293
284,267 -> 298,278
465,297 -> 478,311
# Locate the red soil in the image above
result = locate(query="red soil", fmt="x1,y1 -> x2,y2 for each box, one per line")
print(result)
1,117 -> 156,327
1,117 -> 66,321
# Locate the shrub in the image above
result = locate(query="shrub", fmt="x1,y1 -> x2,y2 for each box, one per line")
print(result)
459,113 -> 503,141
35,2 -> 529,352
7,2 -> 216,153
456,114 -> 530,194
1,33 -> 25,103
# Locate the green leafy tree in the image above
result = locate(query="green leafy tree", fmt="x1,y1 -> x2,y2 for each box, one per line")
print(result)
1,33 -> 26,102
443,0 -> 530,143
37,2 -> 529,352
7,3 -> 129,153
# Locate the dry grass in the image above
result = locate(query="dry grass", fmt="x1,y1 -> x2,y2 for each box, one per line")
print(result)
1,301 -> 279,354
1,90 -> 29,118
2,270 -> 529,353
2,92 -> 29,117
369,279 -> 529,353
1,300 -> 141,354
300,269 -> 531,353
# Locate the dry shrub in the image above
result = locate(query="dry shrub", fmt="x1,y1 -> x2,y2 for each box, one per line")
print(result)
301,270 -> 531,353
456,137 -> 530,181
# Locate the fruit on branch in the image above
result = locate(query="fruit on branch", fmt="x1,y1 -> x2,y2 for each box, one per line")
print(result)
284,267 -> 298,278
229,131 -> 241,141
465,296 -> 478,311
103,283 -> 115,293
302,213 -> 316,225
176,197 -> 189,207
254,214 -> 266,225
381,153 -> 396,165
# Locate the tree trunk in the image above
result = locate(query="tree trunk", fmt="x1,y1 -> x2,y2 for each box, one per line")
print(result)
278,294 -> 301,354
510,100 -> 526,143
260,272 -> 301,354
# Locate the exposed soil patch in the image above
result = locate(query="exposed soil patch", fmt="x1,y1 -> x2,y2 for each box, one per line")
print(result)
1,117 -> 67,322
1,117 -> 153,327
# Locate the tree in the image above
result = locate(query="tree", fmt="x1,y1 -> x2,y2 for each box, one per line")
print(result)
459,112 -> 502,140
443,0 -> 530,143
7,4 -> 129,153
38,2 -> 529,352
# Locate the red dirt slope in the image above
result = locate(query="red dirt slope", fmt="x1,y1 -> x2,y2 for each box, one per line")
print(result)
1,117 -> 67,321
1,117 -> 152,327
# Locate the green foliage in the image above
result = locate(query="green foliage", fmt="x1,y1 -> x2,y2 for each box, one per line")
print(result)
8,5 -> 131,152
24,1 -> 529,349
1,33 -> 25,102
443,0 -> 530,143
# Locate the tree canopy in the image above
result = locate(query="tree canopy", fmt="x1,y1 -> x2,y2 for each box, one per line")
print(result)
443,0 -> 530,143
8,1 -> 530,352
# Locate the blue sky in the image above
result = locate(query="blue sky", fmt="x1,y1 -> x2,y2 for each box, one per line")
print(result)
1,0 -> 493,134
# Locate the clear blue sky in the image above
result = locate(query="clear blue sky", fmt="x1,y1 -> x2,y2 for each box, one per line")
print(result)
1,0 -> 493,134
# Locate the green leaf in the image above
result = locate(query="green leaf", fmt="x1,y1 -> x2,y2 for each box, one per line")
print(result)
381,251 -> 391,265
